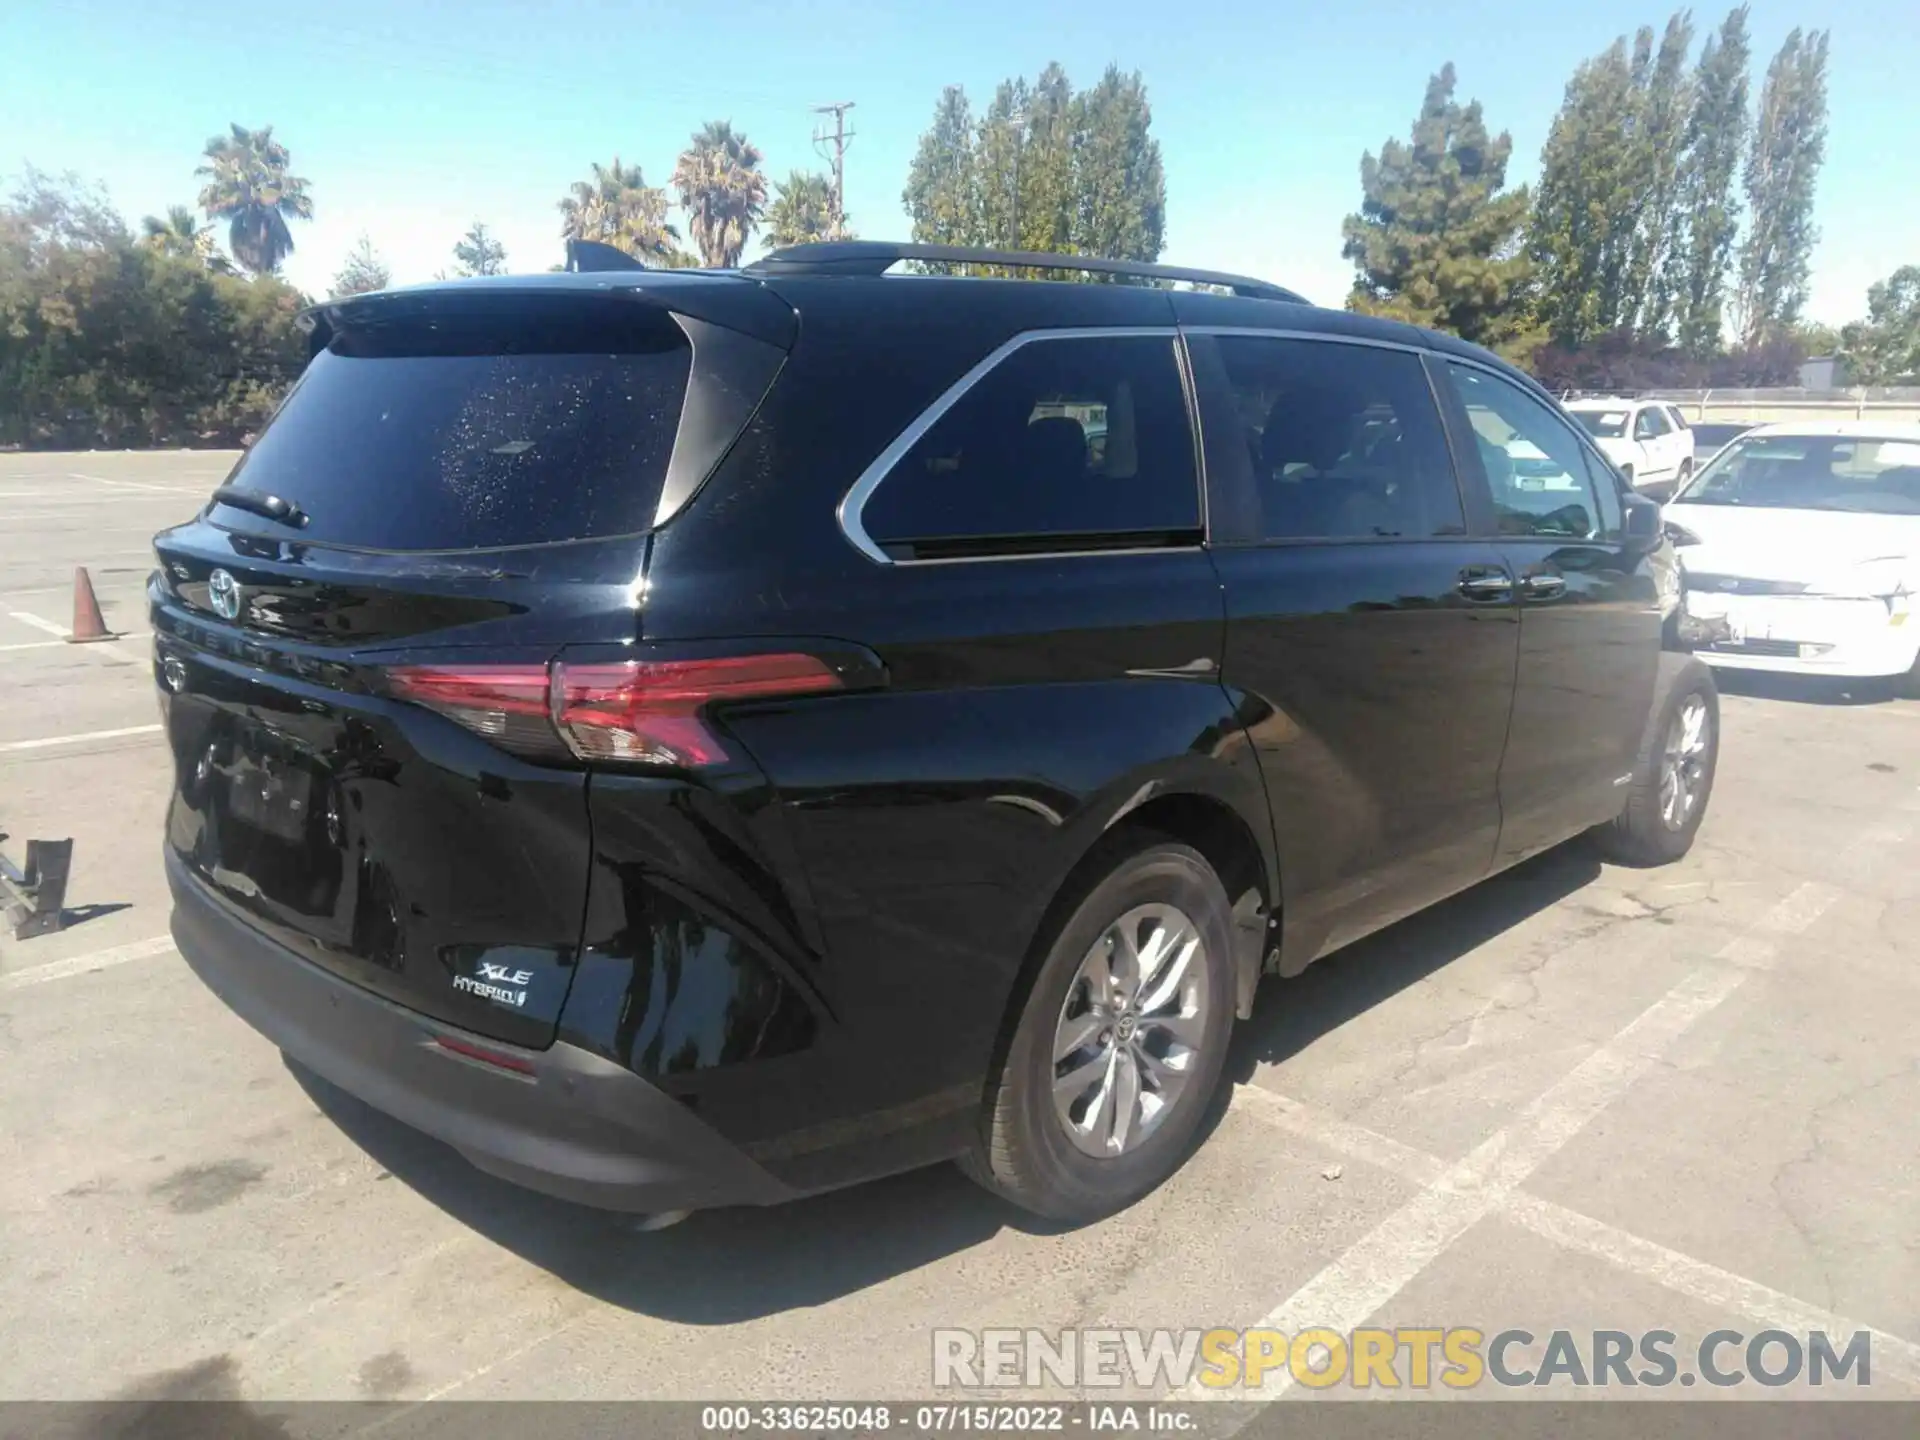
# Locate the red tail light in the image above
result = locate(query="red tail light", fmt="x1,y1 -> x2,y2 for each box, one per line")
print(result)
386,652 -> 842,767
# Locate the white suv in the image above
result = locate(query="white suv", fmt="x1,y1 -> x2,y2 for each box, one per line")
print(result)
1565,398 -> 1697,498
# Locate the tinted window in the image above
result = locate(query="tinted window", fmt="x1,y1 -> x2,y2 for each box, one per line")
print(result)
213,300 -> 691,551
861,335 -> 1199,558
1210,336 -> 1464,541
1635,407 -> 1670,439
1447,364 -> 1605,540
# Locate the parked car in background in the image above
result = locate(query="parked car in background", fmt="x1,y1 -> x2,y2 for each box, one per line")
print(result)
1667,420 -> 1920,689
1565,398 -> 1697,499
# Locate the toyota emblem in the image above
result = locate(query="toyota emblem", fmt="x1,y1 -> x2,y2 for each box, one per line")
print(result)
207,568 -> 242,621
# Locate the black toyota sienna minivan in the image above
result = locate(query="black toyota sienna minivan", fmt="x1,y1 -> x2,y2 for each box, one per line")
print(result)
154,241 -> 1718,1222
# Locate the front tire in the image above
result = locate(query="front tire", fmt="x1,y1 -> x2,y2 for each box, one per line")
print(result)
960,839 -> 1236,1222
1593,660 -> 1718,866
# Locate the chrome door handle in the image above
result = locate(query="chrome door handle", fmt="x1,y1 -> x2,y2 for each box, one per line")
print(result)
1522,573 -> 1567,600
1457,568 -> 1513,603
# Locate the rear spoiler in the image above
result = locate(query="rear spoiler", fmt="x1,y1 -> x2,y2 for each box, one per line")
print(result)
566,238 -> 647,273
298,267 -> 797,356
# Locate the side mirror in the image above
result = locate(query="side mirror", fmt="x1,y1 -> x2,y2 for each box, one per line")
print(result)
1622,497 -> 1662,555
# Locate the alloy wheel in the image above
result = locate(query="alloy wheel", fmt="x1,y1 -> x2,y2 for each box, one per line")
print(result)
1660,693 -> 1712,830
1050,903 -> 1211,1159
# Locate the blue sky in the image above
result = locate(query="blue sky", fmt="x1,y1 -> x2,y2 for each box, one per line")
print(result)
6,0 -> 1916,323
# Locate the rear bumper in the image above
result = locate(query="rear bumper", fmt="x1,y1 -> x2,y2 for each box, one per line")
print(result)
168,849 -> 796,1213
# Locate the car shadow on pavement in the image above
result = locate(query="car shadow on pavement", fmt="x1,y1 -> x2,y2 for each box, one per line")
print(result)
1712,669 -> 1906,707
288,843 -> 1600,1322
288,1057 -> 1062,1323
1221,841 -> 1603,1084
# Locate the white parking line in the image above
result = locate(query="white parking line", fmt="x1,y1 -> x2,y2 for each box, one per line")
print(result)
0,724 -> 163,753
4,609 -> 146,664
1231,1086 -> 1920,1387
0,935 -> 176,992
1196,880 -> 1843,1400
0,632 -> 148,656
70,471 -> 203,496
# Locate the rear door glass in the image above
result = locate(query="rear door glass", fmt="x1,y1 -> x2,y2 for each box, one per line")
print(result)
1205,335 -> 1465,541
861,334 -> 1199,558
212,299 -> 691,551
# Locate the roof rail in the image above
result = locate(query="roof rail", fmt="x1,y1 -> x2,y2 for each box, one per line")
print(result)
746,241 -> 1309,304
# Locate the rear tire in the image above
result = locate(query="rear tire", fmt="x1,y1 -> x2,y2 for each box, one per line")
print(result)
1592,660 -> 1719,866
960,839 -> 1236,1222
1676,459 -> 1693,490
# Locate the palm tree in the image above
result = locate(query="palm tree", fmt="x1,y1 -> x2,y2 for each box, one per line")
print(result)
671,121 -> 769,268
195,123 -> 313,276
140,205 -> 230,270
763,170 -> 850,248
557,158 -> 682,264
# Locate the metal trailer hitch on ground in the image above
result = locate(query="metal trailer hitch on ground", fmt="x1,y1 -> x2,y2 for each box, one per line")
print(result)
1,833 -> 73,939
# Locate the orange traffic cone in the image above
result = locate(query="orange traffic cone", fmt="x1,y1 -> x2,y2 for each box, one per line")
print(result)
67,567 -> 116,643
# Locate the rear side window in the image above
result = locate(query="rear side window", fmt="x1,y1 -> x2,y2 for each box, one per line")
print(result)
1207,335 -> 1465,541
1635,406 -> 1671,440
213,299 -> 691,551
859,335 -> 1199,559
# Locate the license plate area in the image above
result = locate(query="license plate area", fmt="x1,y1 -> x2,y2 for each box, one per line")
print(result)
226,747 -> 316,842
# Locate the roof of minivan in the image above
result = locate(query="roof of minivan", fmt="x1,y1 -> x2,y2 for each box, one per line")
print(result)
332,266 -> 1542,396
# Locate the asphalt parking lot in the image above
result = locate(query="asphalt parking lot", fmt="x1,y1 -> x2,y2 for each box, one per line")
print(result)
4,451 -> 1919,1412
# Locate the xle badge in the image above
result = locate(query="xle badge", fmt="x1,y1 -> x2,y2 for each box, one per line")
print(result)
452,961 -> 535,1008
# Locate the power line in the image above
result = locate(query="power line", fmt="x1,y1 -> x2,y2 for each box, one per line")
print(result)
810,102 -> 856,240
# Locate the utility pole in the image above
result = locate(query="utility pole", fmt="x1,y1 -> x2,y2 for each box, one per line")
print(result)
811,102 -> 856,240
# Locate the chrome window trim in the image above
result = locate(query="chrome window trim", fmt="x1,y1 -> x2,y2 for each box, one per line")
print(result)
836,326 -> 1188,567
1184,325 -> 1428,355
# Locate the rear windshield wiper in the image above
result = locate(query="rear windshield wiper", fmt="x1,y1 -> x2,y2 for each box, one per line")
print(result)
211,485 -> 308,528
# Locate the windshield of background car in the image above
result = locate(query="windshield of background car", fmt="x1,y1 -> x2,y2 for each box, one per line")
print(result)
1571,409 -> 1631,439
1674,435 -> 1920,514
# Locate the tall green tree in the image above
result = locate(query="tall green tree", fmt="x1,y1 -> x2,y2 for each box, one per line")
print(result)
558,157 -> 681,264
2,171 -> 307,448
452,221 -> 507,276
1672,6 -> 1752,355
330,234 -> 389,298
1343,64 -> 1533,351
1068,65 -> 1166,264
670,121 -> 768,268
903,65 -> 1165,270
195,123 -> 313,276
903,86 -> 981,249
1620,12 -> 1696,341
1527,37 -> 1644,346
141,204 -> 228,271
1838,266 -> 1920,384
1733,28 -> 1830,346
763,171 -> 849,247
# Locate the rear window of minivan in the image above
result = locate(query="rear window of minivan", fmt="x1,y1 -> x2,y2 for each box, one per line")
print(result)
210,296 -> 691,552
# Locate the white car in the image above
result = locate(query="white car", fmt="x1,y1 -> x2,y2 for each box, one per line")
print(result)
1665,420 -> 1920,685
1565,397 -> 1697,497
